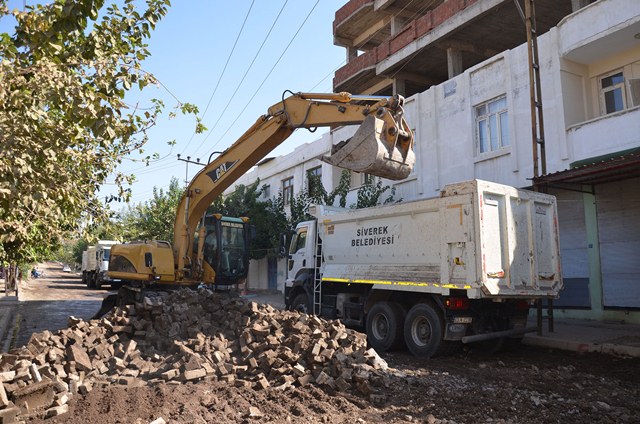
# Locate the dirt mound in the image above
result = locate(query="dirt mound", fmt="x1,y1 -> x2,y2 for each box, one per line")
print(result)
0,288 -> 389,421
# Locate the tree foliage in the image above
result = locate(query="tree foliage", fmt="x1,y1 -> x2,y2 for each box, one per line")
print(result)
0,0 -> 194,267
288,170 -> 398,225
208,180 -> 287,260
351,176 -> 399,209
117,177 -> 183,242
288,170 -> 351,226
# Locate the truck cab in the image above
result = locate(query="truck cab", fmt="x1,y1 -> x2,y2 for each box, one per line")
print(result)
284,220 -> 317,312
82,240 -> 119,289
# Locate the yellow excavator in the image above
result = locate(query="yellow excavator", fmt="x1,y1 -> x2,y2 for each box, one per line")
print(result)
104,91 -> 415,306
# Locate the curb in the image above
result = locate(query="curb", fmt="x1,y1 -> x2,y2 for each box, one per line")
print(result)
523,335 -> 640,358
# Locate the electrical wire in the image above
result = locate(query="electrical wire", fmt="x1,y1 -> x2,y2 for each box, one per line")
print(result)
191,0 -> 290,157
179,0 -> 256,156
205,0 -> 426,156
204,0 -> 320,153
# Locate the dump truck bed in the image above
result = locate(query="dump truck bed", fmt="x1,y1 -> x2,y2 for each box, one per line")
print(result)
313,179 -> 562,299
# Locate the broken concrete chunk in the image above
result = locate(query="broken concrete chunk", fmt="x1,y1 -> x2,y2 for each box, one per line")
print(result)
66,345 -> 93,373
0,381 -> 9,407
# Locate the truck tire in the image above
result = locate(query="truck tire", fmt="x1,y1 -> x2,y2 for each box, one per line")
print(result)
366,302 -> 405,353
290,293 -> 310,314
404,303 -> 445,358
88,272 -> 96,289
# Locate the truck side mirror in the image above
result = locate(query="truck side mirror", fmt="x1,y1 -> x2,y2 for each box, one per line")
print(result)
279,233 -> 288,257
144,252 -> 153,268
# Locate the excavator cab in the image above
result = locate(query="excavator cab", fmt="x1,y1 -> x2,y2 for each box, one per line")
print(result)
193,214 -> 251,286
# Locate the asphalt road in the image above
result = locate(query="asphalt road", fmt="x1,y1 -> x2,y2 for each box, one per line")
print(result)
12,262 -> 115,348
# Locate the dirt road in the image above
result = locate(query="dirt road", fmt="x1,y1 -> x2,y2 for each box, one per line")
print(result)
12,264 -> 640,423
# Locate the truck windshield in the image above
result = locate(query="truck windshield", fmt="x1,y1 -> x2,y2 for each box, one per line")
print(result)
103,248 -> 111,261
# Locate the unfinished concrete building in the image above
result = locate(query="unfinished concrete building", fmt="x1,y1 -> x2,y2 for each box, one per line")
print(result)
332,0 -> 578,96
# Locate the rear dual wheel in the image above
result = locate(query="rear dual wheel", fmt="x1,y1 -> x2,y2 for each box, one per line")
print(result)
366,302 -> 405,353
404,302 -> 450,358
86,273 -> 96,289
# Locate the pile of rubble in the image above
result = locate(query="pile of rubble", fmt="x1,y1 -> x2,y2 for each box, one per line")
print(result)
0,288 -> 389,421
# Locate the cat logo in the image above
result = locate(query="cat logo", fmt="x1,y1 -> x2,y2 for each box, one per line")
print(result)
206,160 -> 239,183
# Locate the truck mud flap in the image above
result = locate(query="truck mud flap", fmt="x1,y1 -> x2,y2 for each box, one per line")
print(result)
322,114 -> 414,181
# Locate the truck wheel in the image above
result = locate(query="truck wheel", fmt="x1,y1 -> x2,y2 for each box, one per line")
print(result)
404,303 -> 444,358
366,302 -> 405,353
290,293 -> 310,314
88,273 -> 96,289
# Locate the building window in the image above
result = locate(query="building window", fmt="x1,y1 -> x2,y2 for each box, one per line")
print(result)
307,166 -> 322,192
475,96 -> 509,154
262,184 -> 270,199
599,70 -> 626,115
282,177 -> 293,205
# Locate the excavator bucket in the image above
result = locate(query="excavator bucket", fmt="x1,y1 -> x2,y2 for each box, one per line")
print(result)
322,114 -> 415,180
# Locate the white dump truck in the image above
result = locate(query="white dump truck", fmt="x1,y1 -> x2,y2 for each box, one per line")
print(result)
284,179 -> 562,357
81,240 -> 119,289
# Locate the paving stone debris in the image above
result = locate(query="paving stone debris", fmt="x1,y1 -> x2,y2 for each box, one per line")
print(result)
0,288 -> 389,421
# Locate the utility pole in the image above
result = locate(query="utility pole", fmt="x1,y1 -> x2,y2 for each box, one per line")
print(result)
177,154 -> 205,188
515,0 -> 552,335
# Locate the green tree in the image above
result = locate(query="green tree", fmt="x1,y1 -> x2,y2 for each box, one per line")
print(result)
209,180 -> 287,260
288,170 -> 351,226
287,170 -> 398,227
118,177 -> 183,242
352,176 -> 399,209
0,1 -> 198,276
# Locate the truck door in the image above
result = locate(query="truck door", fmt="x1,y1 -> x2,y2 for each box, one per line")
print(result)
286,223 -> 313,286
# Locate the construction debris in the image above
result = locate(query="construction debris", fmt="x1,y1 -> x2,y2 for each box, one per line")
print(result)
0,288 -> 389,421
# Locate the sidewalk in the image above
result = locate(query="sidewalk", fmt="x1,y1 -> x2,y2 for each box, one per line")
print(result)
523,318 -> 640,358
0,294 -> 20,353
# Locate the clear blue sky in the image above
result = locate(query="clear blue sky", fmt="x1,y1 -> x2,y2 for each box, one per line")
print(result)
3,0 -> 346,205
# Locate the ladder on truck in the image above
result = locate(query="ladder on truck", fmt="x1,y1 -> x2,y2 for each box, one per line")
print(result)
312,228 -> 323,315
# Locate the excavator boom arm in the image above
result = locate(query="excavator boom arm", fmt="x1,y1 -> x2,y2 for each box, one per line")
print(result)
173,92 -> 415,280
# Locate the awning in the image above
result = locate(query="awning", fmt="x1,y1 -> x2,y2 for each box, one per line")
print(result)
533,148 -> 640,187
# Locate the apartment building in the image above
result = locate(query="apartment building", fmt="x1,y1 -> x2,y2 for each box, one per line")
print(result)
228,0 -> 640,323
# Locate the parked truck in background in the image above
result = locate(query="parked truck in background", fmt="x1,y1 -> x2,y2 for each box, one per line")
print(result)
82,240 -> 119,289
284,179 -> 562,357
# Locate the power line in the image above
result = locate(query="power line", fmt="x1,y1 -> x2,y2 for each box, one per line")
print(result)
179,0 -> 256,156
204,0 -> 321,154
205,0 -> 423,156
191,0 -> 290,157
